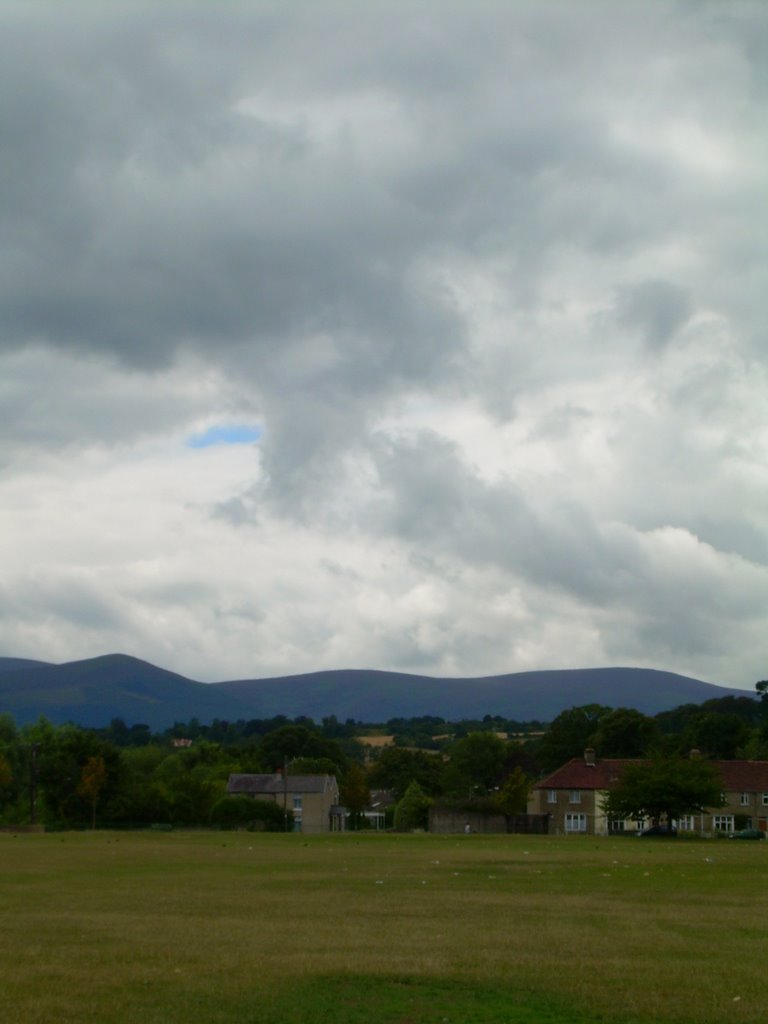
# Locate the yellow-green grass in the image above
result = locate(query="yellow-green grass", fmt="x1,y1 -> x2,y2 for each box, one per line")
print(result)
2,831 -> 767,1023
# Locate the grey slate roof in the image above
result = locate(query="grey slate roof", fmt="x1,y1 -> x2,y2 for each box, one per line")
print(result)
227,773 -> 337,795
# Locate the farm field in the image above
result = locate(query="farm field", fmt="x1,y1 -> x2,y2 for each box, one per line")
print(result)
2,831 -> 767,1024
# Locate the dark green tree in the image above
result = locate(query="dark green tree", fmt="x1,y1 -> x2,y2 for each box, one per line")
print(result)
338,762 -> 371,830
684,712 -> 751,759
258,726 -> 347,773
286,757 -> 339,776
495,767 -> 531,815
0,714 -> 27,823
602,756 -> 723,827
590,708 -> 658,758
536,704 -> 611,772
77,755 -> 107,830
31,722 -> 122,828
209,795 -> 291,831
152,747 -> 234,826
393,780 -> 432,831
448,731 -> 508,791
367,747 -> 445,799
106,745 -> 173,824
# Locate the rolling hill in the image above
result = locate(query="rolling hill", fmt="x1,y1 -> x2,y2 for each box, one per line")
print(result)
0,654 -> 254,730
0,654 -> 755,729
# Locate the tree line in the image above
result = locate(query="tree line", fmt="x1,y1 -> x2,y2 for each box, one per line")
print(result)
0,685 -> 765,831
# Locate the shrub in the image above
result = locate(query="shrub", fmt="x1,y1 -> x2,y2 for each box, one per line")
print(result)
209,796 -> 293,832
393,781 -> 432,831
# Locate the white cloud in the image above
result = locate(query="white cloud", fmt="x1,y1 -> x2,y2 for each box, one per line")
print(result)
0,1 -> 766,692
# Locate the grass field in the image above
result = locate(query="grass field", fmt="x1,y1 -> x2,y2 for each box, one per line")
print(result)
2,830 -> 767,1024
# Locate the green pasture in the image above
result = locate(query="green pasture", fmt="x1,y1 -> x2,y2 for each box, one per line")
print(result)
2,831 -> 767,1023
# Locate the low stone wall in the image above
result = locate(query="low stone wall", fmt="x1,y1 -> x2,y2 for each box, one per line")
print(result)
507,813 -> 549,834
428,809 -> 550,834
428,808 -> 508,833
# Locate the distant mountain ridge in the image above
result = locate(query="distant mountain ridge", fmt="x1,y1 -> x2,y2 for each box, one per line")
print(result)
0,655 -> 254,730
0,654 -> 754,730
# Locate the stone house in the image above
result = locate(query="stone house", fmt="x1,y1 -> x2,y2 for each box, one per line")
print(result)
226,772 -> 343,833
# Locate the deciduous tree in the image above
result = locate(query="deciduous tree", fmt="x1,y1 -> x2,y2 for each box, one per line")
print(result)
77,755 -> 107,830
590,708 -> 658,758
602,756 -> 723,827
339,762 -> 371,830
495,767 -> 531,815
393,781 -> 431,831
367,747 -> 444,799
536,704 -> 611,772
448,731 -> 508,791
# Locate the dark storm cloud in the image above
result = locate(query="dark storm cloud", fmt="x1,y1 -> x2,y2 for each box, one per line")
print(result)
0,5 -> 464,371
1,2 -> 737,374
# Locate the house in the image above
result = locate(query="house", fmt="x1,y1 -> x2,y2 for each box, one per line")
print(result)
528,748 -> 768,836
362,789 -> 395,830
226,773 -> 343,833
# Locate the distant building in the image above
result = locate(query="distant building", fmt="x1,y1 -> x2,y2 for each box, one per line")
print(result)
528,749 -> 768,835
226,773 -> 342,833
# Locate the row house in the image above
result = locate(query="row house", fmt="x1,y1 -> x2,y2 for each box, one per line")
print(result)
528,749 -> 768,836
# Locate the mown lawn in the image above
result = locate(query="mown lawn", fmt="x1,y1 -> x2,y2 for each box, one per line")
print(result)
2,830 -> 767,1023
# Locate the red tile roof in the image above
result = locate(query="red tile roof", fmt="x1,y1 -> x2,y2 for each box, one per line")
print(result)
718,761 -> 768,790
534,758 -> 638,790
534,758 -> 768,792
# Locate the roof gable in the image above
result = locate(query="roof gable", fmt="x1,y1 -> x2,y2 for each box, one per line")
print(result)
534,758 -> 638,790
227,773 -> 337,795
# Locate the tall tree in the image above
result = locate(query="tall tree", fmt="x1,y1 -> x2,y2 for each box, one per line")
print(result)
77,755 -> 107,830
536,704 -> 611,772
258,726 -> 347,773
367,747 -> 445,800
393,781 -> 431,831
339,762 -> 371,830
448,731 -> 508,791
684,712 -> 751,759
590,708 -> 658,758
495,767 -> 531,815
602,756 -> 723,828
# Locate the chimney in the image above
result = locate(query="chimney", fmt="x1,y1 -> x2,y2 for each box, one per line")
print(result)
584,747 -> 596,767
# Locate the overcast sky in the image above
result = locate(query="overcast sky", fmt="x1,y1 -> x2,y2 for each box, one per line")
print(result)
1,1 -> 766,689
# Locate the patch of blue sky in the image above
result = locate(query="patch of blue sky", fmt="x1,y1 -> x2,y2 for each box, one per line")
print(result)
186,424 -> 262,449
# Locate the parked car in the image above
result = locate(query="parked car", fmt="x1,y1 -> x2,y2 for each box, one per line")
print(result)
638,825 -> 677,838
729,827 -> 765,840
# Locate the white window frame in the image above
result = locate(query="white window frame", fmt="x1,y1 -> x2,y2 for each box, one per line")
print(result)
569,790 -> 581,804
678,815 -> 696,831
713,815 -> 734,832
547,790 -> 557,804
292,795 -> 303,810
741,792 -> 750,806
762,793 -> 768,806
565,812 -> 587,833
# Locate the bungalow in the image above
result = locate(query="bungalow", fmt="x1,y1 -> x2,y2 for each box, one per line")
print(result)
528,749 -> 768,836
227,773 -> 343,833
